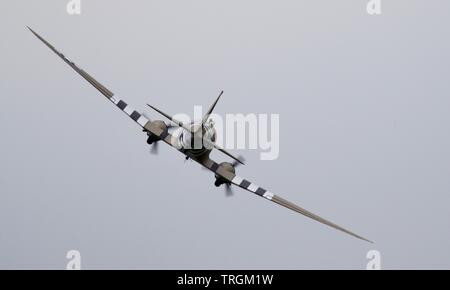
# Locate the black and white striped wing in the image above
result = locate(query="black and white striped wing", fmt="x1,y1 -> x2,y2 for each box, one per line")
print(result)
229,175 -> 373,243
28,27 -> 152,131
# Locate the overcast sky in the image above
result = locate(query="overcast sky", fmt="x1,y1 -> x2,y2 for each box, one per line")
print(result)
1,1 -> 450,269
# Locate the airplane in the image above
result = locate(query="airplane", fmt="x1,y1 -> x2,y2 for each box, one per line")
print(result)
27,27 -> 372,243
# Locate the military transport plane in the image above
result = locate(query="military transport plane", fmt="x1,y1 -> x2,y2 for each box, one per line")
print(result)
28,27 -> 372,243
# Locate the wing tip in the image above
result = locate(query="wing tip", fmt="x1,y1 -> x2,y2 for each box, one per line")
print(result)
365,238 -> 375,244
270,194 -> 373,243
27,26 -> 44,41
26,26 -> 35,34
357,236 -> 374,244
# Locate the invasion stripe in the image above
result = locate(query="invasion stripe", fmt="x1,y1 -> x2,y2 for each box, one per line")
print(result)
130,111 -> 141,122
137,116 -> 149,127
159,130 -> 169,140
240,179 -> 251,189
248,183 -> 258,192
117,100 -> 127,110
124,106 -> 134,116
232,176 -> 243,185
231,175 -> 271,199
263,191 -> 274,200
210,162 -> 219,172
255,187 -> 267,196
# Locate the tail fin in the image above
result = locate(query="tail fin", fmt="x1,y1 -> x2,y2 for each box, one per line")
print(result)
196,90 -> 223,132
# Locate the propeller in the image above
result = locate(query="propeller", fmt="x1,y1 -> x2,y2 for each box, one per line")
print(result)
141,111 -> 176,154
225,183 -> 233,197
223,155 -> 246,196
231,155 -> 246,168
150,141 -> 158,154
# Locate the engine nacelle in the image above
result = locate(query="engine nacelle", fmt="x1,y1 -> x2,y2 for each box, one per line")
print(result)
214,162 -> 235,187
146,120 -> 167,144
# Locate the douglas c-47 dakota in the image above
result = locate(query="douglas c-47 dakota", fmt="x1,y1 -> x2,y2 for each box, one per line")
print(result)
28,27 -> 372,243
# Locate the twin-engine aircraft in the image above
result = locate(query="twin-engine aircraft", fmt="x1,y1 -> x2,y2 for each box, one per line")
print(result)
28,27 -> 372,243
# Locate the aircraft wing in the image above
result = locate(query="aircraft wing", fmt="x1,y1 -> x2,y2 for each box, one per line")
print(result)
201,158 -> 373,243
27,27 -> 183,148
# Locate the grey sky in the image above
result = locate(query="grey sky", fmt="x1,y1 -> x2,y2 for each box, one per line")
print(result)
1,1 -> 450,269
